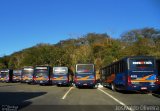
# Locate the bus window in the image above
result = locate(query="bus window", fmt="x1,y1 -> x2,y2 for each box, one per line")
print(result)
35,69 -> 48,77
53,67 -> 68,75
76,64 -> 94,74
13,70 -> 22,76
22,69 -> 34,75
0,71 -> 8,78
118,62 -> 121,73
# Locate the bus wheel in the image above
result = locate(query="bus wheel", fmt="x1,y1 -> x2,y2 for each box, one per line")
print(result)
93,85 -> 96,89
102,83 -> 106,87
111,83 -> 116,91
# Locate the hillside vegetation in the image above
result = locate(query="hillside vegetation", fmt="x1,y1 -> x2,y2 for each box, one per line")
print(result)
0,27 -> 160,71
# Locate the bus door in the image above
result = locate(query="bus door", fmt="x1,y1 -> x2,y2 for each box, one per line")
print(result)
52,67 -> 69,86
128,58 -> 158,91
34,66 -> 50,85
75,64 -> 96,87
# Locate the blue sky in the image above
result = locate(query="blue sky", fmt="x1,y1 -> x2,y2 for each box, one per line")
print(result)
0,0 -> 160,56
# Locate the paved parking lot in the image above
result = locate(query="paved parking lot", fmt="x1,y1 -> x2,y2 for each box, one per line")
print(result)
0,83 -> 160,111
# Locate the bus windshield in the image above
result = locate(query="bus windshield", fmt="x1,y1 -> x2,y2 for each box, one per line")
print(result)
0,72 -> 9,77
13,71 -> 21,76
76,64 -> 94,74
35,69 -> 48,76
22,69 -> 33,75
53,67 -> 68,75
129,58 -> 155,70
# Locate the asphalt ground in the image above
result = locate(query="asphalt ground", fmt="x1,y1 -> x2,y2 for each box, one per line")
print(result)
0,83 -> 159,111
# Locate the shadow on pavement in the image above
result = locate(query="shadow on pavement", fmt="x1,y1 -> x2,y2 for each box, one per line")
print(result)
56,85 -> 71,87
77,86 -> 97,89
21,105 -> 115,111
0,92 -> 47,110
152,90 -> 160,98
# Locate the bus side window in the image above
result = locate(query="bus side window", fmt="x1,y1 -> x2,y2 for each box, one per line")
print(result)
115,63 -> 118,74
120,62 -> 122,73
117,63 -> 119,73
114,65 -> 115,74
118,62 -> 121,73
123,60 -> 127,72
111,65 -> 114,74
106,67 -> 108,76
122,61 -> 125,72
157,60 -> 160,76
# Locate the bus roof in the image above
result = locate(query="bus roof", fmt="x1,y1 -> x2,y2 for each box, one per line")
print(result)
124,56 -> 155,59
35,65 -> 50,67
76,64 -> 94,65
53,66 -> 68,68
22,66 -> 34,69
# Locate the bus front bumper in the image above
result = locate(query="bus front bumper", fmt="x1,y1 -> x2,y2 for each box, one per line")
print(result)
0,80 -> 9,82
75,81 -> 96,87
52,80 -> 69,85
34,80 -> 49,84
126,84 -> 159,91
21,79 -> 33,83
12,79 -> 21,82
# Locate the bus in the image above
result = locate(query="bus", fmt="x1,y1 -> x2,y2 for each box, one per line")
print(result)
0,69 -> 13,82
52,67 -> 73,86
74,64 -> 96,88
21,66 -> 34,83
156,59 -> 160,85
100,56 -> 159,92
12,70 -> 22,82
34,66 -> 51,85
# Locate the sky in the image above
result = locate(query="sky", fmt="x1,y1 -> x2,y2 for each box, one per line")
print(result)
0,0 -> 160,56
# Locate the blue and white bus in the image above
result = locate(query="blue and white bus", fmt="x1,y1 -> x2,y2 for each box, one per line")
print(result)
34,66 -> 52,85
21,66 -> 34,84
101,56 -> 159,92
52,67 -> 73,86
74,64 -> 96,88
156,59 -> 160,85
0,69 -> 13,82
12,70 -> 22,82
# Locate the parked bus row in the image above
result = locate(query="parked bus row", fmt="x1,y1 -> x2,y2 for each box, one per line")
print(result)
100,56 -> 160,92
0,56 -> 159,91
0,64 -> 97,87
0,66 -> 74,86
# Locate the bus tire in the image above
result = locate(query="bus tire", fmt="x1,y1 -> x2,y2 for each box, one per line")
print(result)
111,83 -> 116,91
102,83 -> 106,87
93,85 -> 97,89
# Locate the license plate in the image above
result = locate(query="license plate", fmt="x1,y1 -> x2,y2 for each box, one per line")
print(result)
40,81 -> 43,83
83,84 -> 87,85
141,87 -> 147,90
